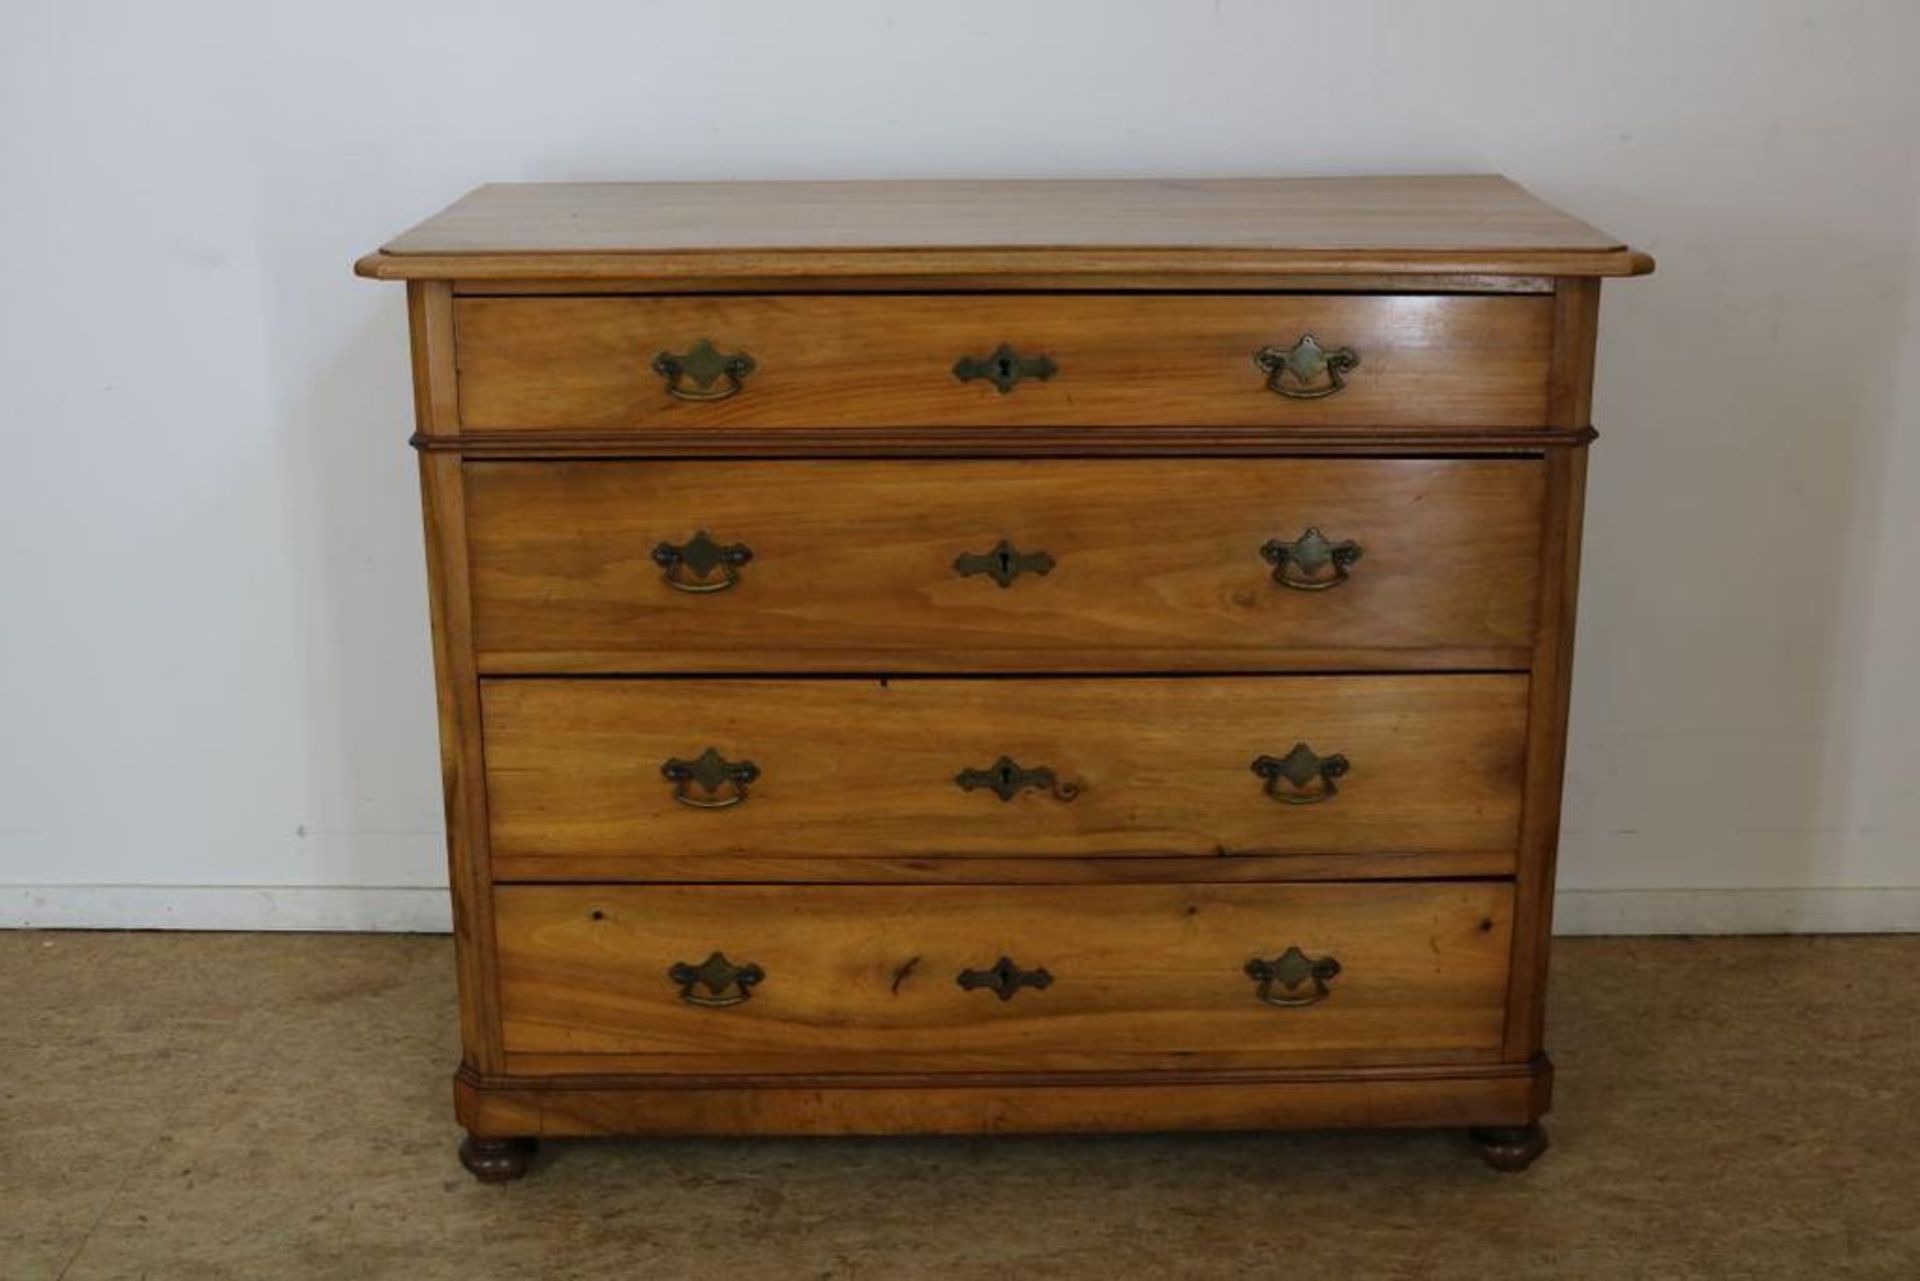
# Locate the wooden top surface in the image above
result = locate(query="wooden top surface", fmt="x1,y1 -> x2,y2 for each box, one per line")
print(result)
356,176 -> 1652,282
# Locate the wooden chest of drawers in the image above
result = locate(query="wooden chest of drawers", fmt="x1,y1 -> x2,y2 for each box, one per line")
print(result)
357,176 -> 1650,1181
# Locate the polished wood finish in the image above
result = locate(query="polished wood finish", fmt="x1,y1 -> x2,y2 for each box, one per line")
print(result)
358,177 -> 1647,1176
494,882 -> 1512,1073
454,1059 -> 1548,1138
465,458 -> 1544,673
482,675 -> 1528,862
486,850 -> 1517,885
454,294 -> 1552,431
356,176 -> 1653,282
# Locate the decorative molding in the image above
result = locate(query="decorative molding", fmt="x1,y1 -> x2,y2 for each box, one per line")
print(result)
4,885 -> 1917,935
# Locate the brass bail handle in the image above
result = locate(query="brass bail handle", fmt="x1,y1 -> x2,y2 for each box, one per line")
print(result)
1245,946 -> 1341,1007
1251,742 -> 1349,805
653,530 -> 754,593
1261,527 -> 1362,591
652,338 -> 756,402
956,956 -> 1054,1002
668,951 -> 765,1007
662,748 -> 761,809
1253,334 -> 1360,399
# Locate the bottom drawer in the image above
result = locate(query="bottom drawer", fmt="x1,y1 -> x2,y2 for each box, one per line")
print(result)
495,881 -> 1513,1074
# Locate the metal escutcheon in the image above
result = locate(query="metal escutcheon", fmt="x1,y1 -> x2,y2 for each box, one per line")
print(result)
653,530 -> 754,593
1253,334 -> 1360,399
954,539 -> 1054,588
956,956 -> 1054,1002
662,748 -> 761,809
955,756 -> 1080,803
953,344 -> 1057,394
1245,946 -> 1341,1007
1251,743 -> 1349,805
652,338 -> 756,401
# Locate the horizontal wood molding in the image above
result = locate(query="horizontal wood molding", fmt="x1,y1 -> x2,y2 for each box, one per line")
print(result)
453,1058 -> 1550,1137
10,886 -> 1917,934
412,426 -> 1597,457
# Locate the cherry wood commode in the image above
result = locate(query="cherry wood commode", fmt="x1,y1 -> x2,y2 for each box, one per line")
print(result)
357,177 -> 1649,1182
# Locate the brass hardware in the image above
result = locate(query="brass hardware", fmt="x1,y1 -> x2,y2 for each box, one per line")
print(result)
652,530 -> 754,593
1260,527 -> 1362,591
954,539 -> 1055,588
1251,742 -> 1349,805
668,951 -> 764,1007
1245,946 -> 1341,1007
956,956 -> 1054,1002
662,748 -> 760,809
953,344 -> 1057,394
1253,334 -> 1361,399
955,756 -> 1080,802
652,338 -> 756,401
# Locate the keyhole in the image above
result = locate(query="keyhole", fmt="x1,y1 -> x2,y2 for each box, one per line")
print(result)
997,547 -> 1014,576
996,355 -> 1016,381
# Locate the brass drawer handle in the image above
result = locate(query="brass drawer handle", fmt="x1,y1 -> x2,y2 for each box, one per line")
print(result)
1253,334 -> 1360,399
652,338 -> 756,402
668,951 -> 764,1007
1260,527 -> 1362,591
953,343 -> 1057,394
1251,743 -> 1349,805
652,530 -> 754,593
955,755 -> 1080,803
1245,946 -> 1341,1007
954,539 -> 1055,588
662,748 -> 760,809
957,956 -> 1054,1002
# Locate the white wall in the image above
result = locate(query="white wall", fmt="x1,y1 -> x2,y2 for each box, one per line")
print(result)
3,0 -> 1917,933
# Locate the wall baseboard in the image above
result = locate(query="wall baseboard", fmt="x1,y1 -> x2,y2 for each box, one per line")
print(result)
4,885 -> 1919,935
1,885 -> 452,932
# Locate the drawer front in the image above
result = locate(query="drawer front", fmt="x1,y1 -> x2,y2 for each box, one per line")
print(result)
453,294 -> 1551,430
482,675 -> 1527,864
495,881 -> 1514,1072
466,459 -> 1544,673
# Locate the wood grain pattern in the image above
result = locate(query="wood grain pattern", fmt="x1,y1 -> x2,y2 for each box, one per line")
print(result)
407,281 -> 505,1075
357,178 -> 1650,1165
493,882 -> 1513,1072
1505,278 -> 1600,1059
481,676 -> 1529,862
454,294 -> 1552,431
455,1059 -> 1549,1137
465,458 -> 1545,673
486,850 -> 1517,885
355,176 -> 1651,281
421,424 -> 1592,459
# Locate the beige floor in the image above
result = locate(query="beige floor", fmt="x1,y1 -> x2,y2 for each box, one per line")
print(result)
3,933 -> 1916,1280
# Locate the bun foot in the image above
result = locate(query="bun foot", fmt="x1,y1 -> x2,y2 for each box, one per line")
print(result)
459,1133 -> 537,1183
1470,1122 -> 1548,1172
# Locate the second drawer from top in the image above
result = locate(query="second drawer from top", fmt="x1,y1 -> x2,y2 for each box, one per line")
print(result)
465,458 -> 1545,673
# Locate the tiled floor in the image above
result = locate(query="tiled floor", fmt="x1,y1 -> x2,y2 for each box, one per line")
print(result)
3,932 -> 1915,1279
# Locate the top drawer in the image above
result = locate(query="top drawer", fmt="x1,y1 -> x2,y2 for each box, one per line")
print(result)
452,294 -> 1552,431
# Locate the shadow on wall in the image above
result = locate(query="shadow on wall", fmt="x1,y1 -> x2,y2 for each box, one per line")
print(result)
1558,159 -> 1920,928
